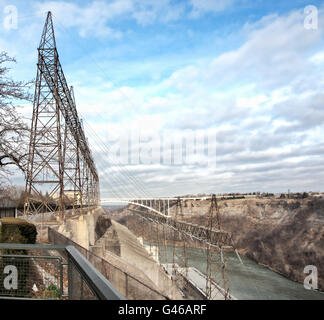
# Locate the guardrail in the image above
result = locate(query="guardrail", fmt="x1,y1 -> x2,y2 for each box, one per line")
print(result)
0,243 -> 125,300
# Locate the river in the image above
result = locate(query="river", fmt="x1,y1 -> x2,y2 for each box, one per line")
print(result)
152,243 -> 324,300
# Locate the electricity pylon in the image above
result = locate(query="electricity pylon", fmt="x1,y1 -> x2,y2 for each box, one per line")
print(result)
24,12 -> 100,219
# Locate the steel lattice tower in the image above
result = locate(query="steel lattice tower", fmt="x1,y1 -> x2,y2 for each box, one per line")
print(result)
24,12 -> 100,218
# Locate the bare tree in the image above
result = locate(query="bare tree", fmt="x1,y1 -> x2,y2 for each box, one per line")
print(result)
0,51 -> 32,183
0,184 -> 25,207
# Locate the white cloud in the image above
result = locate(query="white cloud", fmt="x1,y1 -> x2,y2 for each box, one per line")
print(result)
103,7 -> 324,195
131,0 -> 185,25
33,0 -> 186,37
71,3 -> 324,194
189,0 -> 236,17
310,51 -> 324,64
34,1 -> 130,38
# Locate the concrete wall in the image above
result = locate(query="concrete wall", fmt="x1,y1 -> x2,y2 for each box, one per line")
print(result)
57,207 -> 103,250
96,220 -> 183,299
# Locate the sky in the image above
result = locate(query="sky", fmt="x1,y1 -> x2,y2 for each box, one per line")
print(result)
1,0 -> 324,198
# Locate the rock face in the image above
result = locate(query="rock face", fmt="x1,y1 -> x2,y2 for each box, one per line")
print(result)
95,214 -> 112,239
182,197 -> 324,291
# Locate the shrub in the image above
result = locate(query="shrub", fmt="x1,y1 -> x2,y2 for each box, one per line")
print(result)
0,218 -> 37,244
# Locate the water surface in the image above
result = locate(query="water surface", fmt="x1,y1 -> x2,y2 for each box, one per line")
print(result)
154,243 -> 324,300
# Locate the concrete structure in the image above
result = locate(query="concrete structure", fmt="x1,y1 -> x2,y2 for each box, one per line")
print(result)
91,219 -> 183,299
57,207 -> 103,249
40,207 -> 183,299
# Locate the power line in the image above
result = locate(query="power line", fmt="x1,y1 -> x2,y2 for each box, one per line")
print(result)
83,120 -> 154,198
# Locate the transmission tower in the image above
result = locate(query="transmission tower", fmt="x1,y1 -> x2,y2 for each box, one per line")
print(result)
205,194 -> 230,299
24,12 -> 100,219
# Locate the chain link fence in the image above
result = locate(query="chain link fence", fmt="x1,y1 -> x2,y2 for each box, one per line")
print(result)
0,243 -> 124,300
0,252 -> 63,299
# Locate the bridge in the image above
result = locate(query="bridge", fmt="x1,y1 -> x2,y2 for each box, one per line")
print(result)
21,12 -> 241,300
101,198 -> 234,248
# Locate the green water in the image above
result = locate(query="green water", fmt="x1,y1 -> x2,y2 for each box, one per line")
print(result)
154,243 -> 324,300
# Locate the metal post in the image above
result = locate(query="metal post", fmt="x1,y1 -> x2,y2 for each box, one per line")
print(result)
125,273 -> 128,298
68,256 -> 73,300
60,261 -> 64,298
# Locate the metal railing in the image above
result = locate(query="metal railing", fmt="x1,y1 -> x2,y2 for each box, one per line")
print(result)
0,243 -> 125,300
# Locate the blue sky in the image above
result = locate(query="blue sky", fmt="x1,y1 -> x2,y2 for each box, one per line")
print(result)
1,0 -> 324,197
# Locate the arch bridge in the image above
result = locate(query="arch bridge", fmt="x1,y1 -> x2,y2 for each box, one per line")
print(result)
100,196 -> 241,253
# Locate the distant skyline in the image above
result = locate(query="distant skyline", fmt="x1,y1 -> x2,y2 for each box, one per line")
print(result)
1,0 -> 324,197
